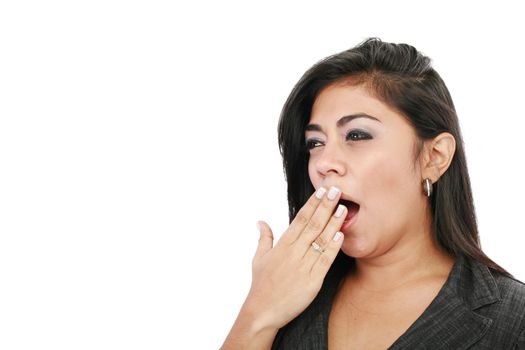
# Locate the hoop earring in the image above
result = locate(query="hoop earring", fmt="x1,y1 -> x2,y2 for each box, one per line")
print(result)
423,178 -> 433,197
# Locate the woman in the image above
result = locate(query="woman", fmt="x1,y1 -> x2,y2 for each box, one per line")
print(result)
221,38 -> 525,349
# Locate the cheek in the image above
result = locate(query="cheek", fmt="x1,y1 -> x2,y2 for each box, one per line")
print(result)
307,159 -> 320,188
361,151 -> 416,215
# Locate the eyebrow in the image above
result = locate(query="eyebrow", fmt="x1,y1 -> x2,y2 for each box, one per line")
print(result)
305,113 -> 381,132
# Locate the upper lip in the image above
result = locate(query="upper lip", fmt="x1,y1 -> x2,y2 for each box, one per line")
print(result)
339,192 -> 359,206
322,185 -> 359,205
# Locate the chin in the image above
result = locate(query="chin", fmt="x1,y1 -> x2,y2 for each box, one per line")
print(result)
340,237 -> 373,258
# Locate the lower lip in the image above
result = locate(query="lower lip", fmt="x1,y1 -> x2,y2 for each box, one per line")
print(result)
341,208 -> 359,231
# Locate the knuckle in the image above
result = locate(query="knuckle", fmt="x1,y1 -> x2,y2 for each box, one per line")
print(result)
327,214 -> 342,228
315,236 -> 327,247
318,253 -> 331,267
320,198 -> 333,210
294,212 -> 309,226
306,279 -> 320,295
307,220 -> 323,233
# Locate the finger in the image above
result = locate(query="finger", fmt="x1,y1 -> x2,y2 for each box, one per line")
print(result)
254,220 -> 274,260
310,230 -> 344,279
296,186 -> 342,248
303,203 -> 346,261
280,187 -> 327,243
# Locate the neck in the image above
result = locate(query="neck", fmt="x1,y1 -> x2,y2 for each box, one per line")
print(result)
351,223 -> 454,291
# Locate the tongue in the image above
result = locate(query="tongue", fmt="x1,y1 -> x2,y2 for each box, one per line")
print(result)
344,202 -> 360,221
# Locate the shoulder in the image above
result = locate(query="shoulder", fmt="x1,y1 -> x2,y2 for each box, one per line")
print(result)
469,259 -> 525,348
468,254 -> 525,313
492,272 -> 525,349
490,270 -> 525,324
492,270 -> 525,303
460,254 -> 525,311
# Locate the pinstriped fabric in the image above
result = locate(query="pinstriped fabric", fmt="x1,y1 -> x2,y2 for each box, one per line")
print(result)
515,328 -> 525,349
272,254 -> 525,349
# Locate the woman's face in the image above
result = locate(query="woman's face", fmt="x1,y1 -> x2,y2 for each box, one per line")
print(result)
306,83 -> 429,259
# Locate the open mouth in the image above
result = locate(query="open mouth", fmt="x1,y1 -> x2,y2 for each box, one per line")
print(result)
337,199 -> 360,228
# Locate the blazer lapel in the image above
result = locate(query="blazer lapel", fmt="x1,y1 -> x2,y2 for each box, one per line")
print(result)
389,254 -> 501,349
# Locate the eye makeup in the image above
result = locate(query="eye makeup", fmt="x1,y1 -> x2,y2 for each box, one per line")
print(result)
345,129 -> 372,141
304,129 -> 373,150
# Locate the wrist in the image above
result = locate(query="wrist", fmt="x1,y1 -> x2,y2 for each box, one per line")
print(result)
241,299 -> 279,339
222,301 -> 279,350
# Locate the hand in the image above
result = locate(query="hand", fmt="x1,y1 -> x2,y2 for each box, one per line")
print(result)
246,186 -> 346,331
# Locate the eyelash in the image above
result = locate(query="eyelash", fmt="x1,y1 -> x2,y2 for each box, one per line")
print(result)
305,130 -> 372,150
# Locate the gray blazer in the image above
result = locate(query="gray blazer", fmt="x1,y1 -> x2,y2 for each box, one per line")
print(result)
272,254 -> 525,349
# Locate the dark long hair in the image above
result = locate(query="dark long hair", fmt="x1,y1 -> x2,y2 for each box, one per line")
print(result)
277,38 -> 508,275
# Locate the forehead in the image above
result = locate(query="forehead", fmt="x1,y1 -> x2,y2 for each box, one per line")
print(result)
309,83 -> 408,127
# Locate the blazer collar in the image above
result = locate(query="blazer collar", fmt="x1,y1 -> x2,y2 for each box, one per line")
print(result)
389,254 -> 501,349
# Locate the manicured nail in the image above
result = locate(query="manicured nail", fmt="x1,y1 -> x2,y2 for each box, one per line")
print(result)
315,187 -> 327,199
256,221 -> 263,232
333,231 -> 342,242
327,186 -> 340,200
334,204 -> 346,218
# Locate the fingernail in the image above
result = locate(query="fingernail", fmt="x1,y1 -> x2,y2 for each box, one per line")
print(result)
333,231 -> 342,242
315,187 -> 327,199
334,204 -> 346,218
256,221 -> 262,232
327,186 -> 340,200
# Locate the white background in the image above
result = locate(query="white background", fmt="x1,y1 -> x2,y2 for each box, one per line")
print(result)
1,1 -> 524,349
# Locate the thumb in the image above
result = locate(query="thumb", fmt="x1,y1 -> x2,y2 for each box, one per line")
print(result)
254,220 -> 274,259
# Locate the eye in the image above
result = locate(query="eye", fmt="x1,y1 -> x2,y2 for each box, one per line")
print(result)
305,138 -> 324,150
346,129 -> 372,141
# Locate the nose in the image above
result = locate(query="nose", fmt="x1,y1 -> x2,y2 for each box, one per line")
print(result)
314,141 -> 347,178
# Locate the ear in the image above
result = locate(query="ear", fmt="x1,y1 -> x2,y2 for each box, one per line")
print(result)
420,132 -> 456,182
